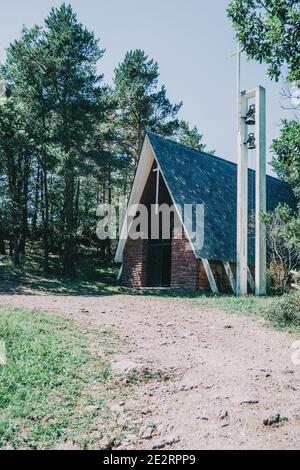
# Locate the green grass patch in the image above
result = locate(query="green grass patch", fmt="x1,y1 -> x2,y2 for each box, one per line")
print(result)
26,275 -> 120,296
188,293 -> 300,333
0,306 -> 123,449
132,288 -> 300,333
0,255 -> 120,296
0,241 -> 120,296
129,287 -> 273,316
189,293 -> 273,316
266,291 -> 300,330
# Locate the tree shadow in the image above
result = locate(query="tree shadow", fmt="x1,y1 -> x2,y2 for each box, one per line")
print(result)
0,258 -> 120,296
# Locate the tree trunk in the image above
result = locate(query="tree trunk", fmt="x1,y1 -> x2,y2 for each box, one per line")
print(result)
63,161 -> 76,277
32,163 -> 40,235
12,233 -> 20,266
106,165 -> 112,263
0,237 -> 5,255
74,178 -> 80,258
7,154 -> 23,266
74,178 -> 80,231
41,162 -> 49,273
9,239 -> 13,257
19,160 -> 30,255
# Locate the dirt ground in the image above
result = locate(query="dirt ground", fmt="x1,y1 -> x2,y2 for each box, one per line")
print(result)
1,292 -> 300,450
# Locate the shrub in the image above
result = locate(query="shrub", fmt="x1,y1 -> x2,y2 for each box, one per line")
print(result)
291,270 -> 300,291
267,291 -> 300,327
261,205 -> 300,294
267,259 -> 290,294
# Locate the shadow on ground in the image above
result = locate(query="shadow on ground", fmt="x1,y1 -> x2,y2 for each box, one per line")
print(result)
0,257 -> 120,296
0,259 -> 215,298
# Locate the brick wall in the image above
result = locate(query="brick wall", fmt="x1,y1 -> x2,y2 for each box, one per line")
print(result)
120,237 -> 148,288
199,260 -> 210,291
210,261 -> 233,293
120,229 -> 244,294
199,260 -> 237,294
170,228 -> 198,290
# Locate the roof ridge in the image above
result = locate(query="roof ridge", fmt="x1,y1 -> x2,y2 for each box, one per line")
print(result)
147,131 -> 287,185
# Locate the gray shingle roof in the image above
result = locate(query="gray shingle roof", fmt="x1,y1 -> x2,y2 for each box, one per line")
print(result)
148,132 -> 296,265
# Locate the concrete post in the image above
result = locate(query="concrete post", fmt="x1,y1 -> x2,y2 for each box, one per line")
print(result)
236,91 -> 248,296
255,86 -> 267,295
236,86 -> 267,296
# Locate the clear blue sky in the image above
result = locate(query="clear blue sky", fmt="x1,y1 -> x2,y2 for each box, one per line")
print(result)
0,0 -> 292,174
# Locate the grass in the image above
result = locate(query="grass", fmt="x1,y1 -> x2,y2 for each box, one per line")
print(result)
0,306 -> 125,449
130,286 -> 273,314
25,274 -> 120,296
0,255 -> 120,296
189,293 -> 274,317
0,274 -> 298,449
131,288 -> 300,333
0,241 -> 121,295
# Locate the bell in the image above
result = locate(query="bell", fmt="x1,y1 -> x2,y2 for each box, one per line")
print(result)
246,132 -> 256,150
245,104 -> 256,126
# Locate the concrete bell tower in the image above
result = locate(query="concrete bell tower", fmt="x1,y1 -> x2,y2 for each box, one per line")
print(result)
236,86 -> 267,296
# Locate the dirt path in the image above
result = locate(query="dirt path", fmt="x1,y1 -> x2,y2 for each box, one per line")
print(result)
1,292 -> 300,450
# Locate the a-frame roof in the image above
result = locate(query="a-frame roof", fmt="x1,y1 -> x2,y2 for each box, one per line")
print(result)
115,132 -> 296,265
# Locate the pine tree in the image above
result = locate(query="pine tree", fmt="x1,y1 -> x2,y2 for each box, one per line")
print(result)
2,3 -> 111,276
174,120 -> 215,154
3,26 -> 57,271
114,49 -> 182,164
40,4 -> 109,276
0,96 -> 32,265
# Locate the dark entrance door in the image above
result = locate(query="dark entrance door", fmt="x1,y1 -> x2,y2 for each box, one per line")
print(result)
147,240 -> 171,287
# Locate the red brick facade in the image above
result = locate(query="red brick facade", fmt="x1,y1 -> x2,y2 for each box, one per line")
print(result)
120,228 -> 240,293
120,237 -> 148,288
207,260 -> 235,293
170,228 -> 198,290
199,260 -> 210,291
198,259 -> 236,293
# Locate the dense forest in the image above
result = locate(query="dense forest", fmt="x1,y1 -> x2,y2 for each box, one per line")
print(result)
0,4 -> 212,278
1,1 -> 299,294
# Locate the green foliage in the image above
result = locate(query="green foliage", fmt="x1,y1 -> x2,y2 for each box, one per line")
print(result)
228,0 -> 300,261
270,120 -> 300,250
138,288 -> 300,331
173,120 -> 215,153
261,204 -> 300,292
113,49 -> 182,162
0,97 -> 32,264
31,4 -> 110,276
271,120 -> 300,200
0,305 -> 122,449
0,5 -> 212,278
291,269 -> 300,290
267,291 -> 300,327
0,3 -> 116,275
227,0 -> 300,82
